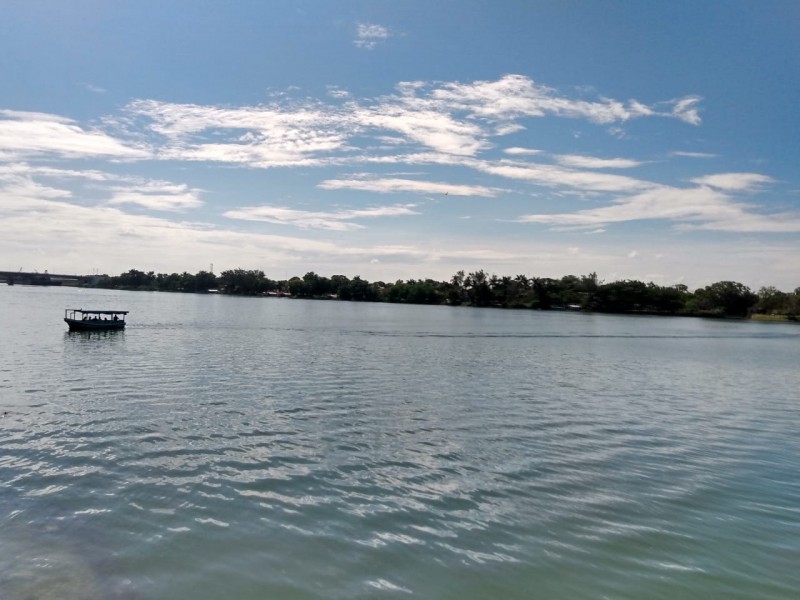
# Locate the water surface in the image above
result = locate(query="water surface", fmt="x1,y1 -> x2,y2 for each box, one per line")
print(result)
1,285 -> 799,599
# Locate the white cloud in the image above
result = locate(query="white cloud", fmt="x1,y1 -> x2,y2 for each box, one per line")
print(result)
518,185 -> 734,226
117,75 -> 703,168
107,182 -> 203,212
2,163 -> 204,212
354,23 -> 391,49
504,147 -> 542,155
0,173 -> 72,201
0,110 -> 149,160
671,151 -> 717,159
690,172 -> 774,192
0,162 -> 117,183
0,190 -> 430,274
353,102 -> 488,156
480,159 -> 652,193
427,75 -> 699,125
124,99 -> 352,167
517,181 -> 800,233
318,177 -> 498,197
555,154 -> 643,169
671,96 -> 702,125
679,212 -> 800,233
224,203 -> 418,230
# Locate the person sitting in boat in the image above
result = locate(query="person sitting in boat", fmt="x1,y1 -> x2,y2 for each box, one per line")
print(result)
113,315 -> 118,321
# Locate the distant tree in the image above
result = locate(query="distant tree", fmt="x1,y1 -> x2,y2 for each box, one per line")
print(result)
218,269 -> 272,295
156,272 -> 182,292
691,281 -> 757,317
591,279 -> 651,312
287,276 -> 307,297
446,270 -> 466,305
465,270 -> 492,306
531,277 -> 556,309
116,269 -> 153,290
755,286 -> 789,315
192,270 -> 218,292
330,274 -> 351,298
301,271 -> 332,297
342,276 -> 378,301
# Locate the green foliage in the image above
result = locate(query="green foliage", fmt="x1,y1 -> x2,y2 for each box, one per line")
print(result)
386,279 -> 443,304
91,266 -> 796,321
218,269 -> 275,295
691,281 -> 758,317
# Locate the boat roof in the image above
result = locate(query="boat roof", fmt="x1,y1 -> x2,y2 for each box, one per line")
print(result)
66,308 -> 129,314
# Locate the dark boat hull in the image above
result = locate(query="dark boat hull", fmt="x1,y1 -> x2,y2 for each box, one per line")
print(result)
65,318 -> 125,331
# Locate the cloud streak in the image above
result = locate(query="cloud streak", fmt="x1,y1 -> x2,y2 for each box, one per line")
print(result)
516,179 -> 800,233
107,182 -> 203,211
224,203 -> 418,231
554,154 -> 643,169
318,177 -> 499,197
0,110 -> 148,160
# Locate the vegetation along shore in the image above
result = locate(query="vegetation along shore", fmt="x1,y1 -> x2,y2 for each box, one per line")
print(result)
72,268 -> 799,321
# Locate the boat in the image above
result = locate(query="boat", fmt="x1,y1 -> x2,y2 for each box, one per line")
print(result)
64,309 -> 128,331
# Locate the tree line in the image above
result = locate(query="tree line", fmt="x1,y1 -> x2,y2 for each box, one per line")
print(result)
93,268 -> 800,319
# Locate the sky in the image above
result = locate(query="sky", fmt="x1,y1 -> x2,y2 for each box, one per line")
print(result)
1,0 -> 799,290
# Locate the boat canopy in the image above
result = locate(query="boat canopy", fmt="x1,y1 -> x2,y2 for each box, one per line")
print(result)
64,308 -> 128,320
66,309 -> 129,315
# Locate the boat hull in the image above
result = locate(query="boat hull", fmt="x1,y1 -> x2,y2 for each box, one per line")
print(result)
65,318 -> 125,331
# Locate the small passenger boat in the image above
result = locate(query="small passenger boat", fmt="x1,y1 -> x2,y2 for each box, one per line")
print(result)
64,309 -> 128,331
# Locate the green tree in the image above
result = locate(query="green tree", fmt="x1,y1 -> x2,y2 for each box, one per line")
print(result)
465,270 -> 492,306
692,281 -> 757,317
218,269 -> 272,295
755,286 -> 789,315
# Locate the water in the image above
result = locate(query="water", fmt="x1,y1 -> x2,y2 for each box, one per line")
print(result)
1,285 -> 799,599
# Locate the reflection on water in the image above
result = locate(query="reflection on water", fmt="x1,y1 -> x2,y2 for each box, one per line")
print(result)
1,286 -> 799,599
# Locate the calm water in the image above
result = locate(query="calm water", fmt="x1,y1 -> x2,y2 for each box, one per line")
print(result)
1,285 -> 799,599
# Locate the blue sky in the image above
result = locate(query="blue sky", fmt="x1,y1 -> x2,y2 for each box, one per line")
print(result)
2,0 -> 798,289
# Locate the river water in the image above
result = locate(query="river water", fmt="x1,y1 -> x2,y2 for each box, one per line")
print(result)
1,285 -> 798,599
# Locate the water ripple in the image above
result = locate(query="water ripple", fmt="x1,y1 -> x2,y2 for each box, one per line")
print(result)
1,293 -> 799,598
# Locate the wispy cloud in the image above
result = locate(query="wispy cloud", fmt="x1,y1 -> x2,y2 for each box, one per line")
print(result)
0,189 -> 433,272
504,147 -> 542,155
427,75 -> 700,125
80,82 -> 107,94
107,182 -> 203,211
223,203 -> 418,231
354,23 -> 391,49
671,151 -> 717,159
555,154 -> 643,169
1,162 -> 204,213
353,101 -> 488,156
318,177 -> 499,197
0,109 -> 149,160
690,172 -> 774,192
670,96 -> 702,125
516,181 -> 800,233
116,75 -> 704,169
123,99 -> 351,167
479,159 -> 652,193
